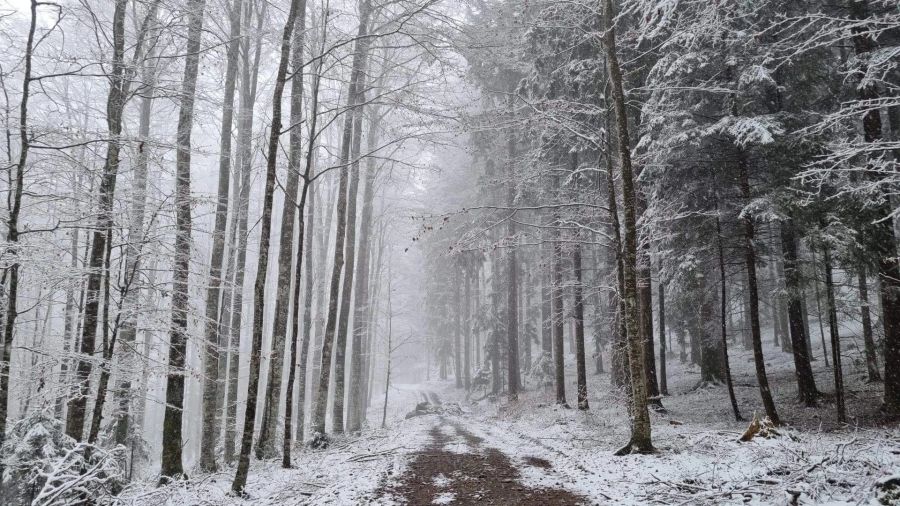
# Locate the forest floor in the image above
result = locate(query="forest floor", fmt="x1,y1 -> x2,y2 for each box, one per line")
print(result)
118,328 -> 900,505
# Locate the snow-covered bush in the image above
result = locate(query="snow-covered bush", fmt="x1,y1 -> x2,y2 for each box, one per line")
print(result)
0,409 -> 126,505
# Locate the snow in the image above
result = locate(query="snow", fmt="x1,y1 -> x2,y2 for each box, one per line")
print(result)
431,491 -> 455,504
431,473 -> 450,488
418,325 -> 900,505
115,327 -> 898,505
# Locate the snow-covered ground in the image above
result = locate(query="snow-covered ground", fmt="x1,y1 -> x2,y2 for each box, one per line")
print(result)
116,329 -> 900,505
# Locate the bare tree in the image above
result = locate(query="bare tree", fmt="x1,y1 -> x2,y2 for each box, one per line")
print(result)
232,0 -> 304,492
199,0 -> 243,472
311,0 -> 372,445
0,0 -> 38,450
161,0 -> 207,479
282,0 -> 310,467
222,0 -> 266,464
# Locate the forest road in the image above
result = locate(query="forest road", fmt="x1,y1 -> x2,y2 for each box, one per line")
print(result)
375,412 -> 589,505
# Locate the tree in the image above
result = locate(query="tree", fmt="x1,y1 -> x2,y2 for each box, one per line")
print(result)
0,0 -> 38,451
199,0 -> 242,472
310,0 -> 371,445
66,0 -> 157,441
232,0 -> 304,493
572,244 -> 589,410
161,0 -> 207,479
780,219 -> 819,406
603,0 -> 653,455
282,0 -> 310,467
222,0 -> 266,464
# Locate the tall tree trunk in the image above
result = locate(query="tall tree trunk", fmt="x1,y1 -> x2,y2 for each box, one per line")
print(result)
716,214 -> 742,421
506,132 -> 521,400
809,244 -> 830,367
309,6 -> 334,428
332,42 -> 370,432
348,127 -> 379,431
603,129 -> 628,389
848,0 -> 900,414
381,267 -> 393,428
312,2 -> 370,444
232,0 -> 301,492
454,272 -> 463,388
522,262 -> 532,372
364,227 -> 387,409
774,237 -> 791,354
639,268 -> 661,407
257,0 -> 310,455
740,273 -> 752,351
696,274 -> 725,385
57,231 -> 80,418
464,267 -> 472,391
161,0 -> 206,479
657,278 -> 668,396
295,0 -> 322,445
350,102 -> 384,430
858,267 -> 881,382
603,0 -> 652,454
223,1 -> 264,462
281,1 -> 309,467
821,243 -> 847,423
310,176 -> 337,415
541,252 -> 552,359
0,0 -> 36,448
199,0 -> 242,471
112,38 -> 157,449
551,192 -> 567,407
780,218 -> 819,407
573,245 -> 589,410
737,151 -> 780,425
295,189 -> 315,443
87,229 -> 117,446
66,0 -> 129,442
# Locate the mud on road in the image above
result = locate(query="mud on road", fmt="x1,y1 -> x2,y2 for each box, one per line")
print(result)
376,417 -> 587,505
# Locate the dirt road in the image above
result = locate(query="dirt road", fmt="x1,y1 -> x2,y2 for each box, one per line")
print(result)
376,395 -> 587,505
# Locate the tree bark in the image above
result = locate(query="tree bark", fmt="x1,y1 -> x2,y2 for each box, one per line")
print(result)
0,0 -> 35,446
223,0 -> 264,463
737,151 -> 780,425
281,1 -> 309,467
821,243 -> 847,423
573,245 -> 589,410
161,0 -> 206,479
455,271 -> 463,389
66,0 -> 129,442
809,244 -> 830,367
311,2 -> 371,444
847,0 -> 900,414
551,190 -> 567,407
348,117 -> 379,432
657,278 -> 667,396
231,0 -> 301,492
603,0 -> 652,454
506,132 -> 521,400
858,267 -> 881,382
112,37 -> 157,449
603,125 -> 628,389
716,214 -> 742,421
199,0 -> 242,471
332,32 -> 370,432
464,266 -> 472,391
780,218 -> 819,407
257,0 -> 310,456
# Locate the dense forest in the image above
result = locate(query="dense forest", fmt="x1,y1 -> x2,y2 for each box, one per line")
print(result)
0,0 -> 897,504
